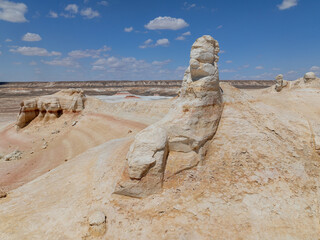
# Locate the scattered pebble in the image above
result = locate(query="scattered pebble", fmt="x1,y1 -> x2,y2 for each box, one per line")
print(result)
72,121 -> 78,126
51,130 -> 60,134
2,150 -> 22,161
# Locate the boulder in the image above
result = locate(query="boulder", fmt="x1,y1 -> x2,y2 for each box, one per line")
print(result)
114,35 -> 223,197
16,88 -> 85,128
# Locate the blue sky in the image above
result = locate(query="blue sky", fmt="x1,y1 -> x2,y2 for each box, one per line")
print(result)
0,0 -> 319,81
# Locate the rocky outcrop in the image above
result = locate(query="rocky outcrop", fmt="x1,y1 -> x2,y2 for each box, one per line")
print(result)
16,89 -> 85,128
275,74 -> 287,92
114,35 -> 223,197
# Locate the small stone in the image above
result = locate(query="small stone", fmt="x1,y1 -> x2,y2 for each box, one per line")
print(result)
51,130 -> 60,134
89,211 -> 106,226
72,121 -> 78,126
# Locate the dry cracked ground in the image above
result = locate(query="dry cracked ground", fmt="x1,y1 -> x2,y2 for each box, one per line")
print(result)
0,81 -> 319,239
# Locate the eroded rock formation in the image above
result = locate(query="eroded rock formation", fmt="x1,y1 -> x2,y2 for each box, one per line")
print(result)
16,89 -> 85,128
275,74 -> 287,92
114,35 -> 223,197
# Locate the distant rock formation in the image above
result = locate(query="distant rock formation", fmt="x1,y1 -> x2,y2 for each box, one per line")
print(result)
275,74 -> 287,92
16,89 -> 85,128
114,35 -> 223,197
272,72 -> 320,92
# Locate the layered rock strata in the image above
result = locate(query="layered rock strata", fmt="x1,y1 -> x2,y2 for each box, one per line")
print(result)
16,89 -> 85,128
114,35 -> 223,197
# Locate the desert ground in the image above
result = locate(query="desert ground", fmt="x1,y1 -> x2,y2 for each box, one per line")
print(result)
0,36 -> 319,240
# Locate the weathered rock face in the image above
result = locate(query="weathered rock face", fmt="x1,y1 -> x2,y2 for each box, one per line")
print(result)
275,74 -> 287,92
16,89 -> 85,128
114,35 -> 223,197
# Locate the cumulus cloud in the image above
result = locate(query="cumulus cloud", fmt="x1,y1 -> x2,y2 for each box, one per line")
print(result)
5,38 -> 12,42
124,27 -> 133,32
10,47 -> 61,56
65,4 -> 78,14
255,66 -> 264,69
155,38 -> 169,46
145,16 -> 189,30
42,57 -> 79,67
97,1 -> 108,6
277,0 -> 298,10
0,0 -> 27,23
68,45 -> 110,58
80,8 -> 99,19
22,33 -> 42,42
225,60 -> 232,64
139,38 -> 169,48
48,10 -> 58,18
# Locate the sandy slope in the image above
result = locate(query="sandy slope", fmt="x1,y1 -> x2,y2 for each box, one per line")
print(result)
0,85 -> 319,239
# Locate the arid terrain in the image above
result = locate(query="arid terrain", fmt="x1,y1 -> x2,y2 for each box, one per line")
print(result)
0,36 -> 319,240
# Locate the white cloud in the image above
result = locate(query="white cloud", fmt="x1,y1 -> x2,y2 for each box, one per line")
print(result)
183,2 -> 196,10
310,66 -> 320,71
155,38 -> 169,46
176,36 -> 185,41
124,27 -> 133,32
152,59 -> 171,66
92,65 -> 106,71
29,61 -> 37,65
277,0 -> 298,10
0,51 -> 2,55
65,4 -> 78,14
255,66 -> 264,69
219,50 -> 225,54
145,16 -> 189,30
217,25 -> 223,29
287,70 -> 297,74
10,47 -> 61,56
22,33 -> 42,42
97,1 -> 108,6
242,64 -> 250,68
80,8 -> 99,19
42,57 -> 79,67
139,39 -> 153,49
68,45 -> 110,58
5,38 -> 12,42
176,31 -> 191,41
48,11 -> 58,18
272,67 -> 280,71
226,60 -> 232,64
91,56 -> 183,80
0,0 -> 27,23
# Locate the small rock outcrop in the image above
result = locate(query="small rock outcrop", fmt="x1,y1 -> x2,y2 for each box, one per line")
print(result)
275,74 -> 287,92
304,72 -> 317,83
114,35 -> 223,197
87,211 -> 107,238
16,89 -> 85,128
